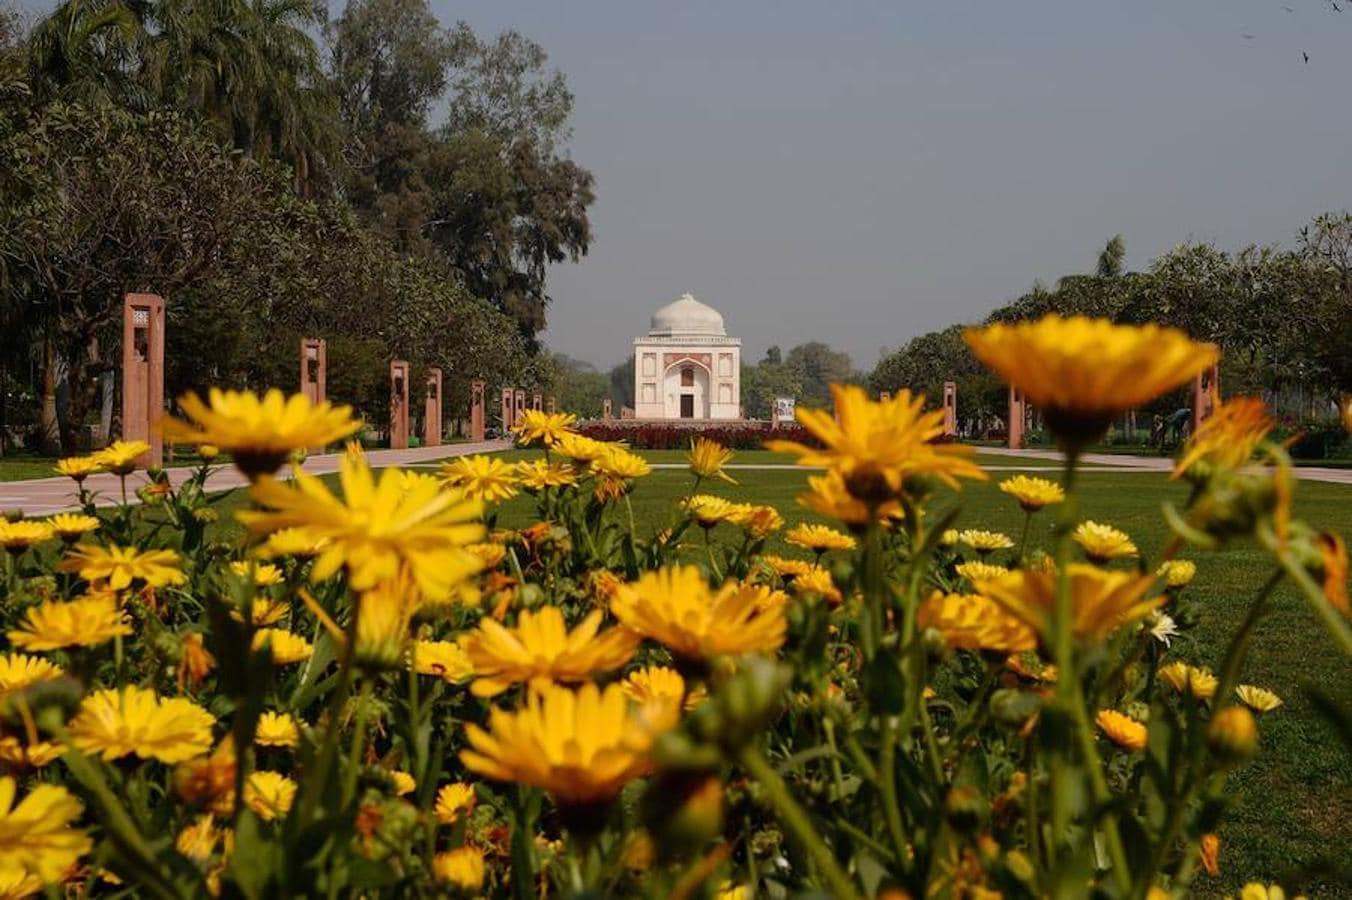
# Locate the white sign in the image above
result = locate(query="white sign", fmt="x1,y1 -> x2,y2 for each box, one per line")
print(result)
773,396 -> 796,424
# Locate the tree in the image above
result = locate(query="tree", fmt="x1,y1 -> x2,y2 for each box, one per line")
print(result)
1097,234 -> 1126,278
608,357 -> 634,410
740,361 -> 801,421
762,345 -> 781,365
785,341 -> 854,408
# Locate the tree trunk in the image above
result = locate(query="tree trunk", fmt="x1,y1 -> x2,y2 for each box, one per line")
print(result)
58,337 -> 104,456
38,337 -> 59,455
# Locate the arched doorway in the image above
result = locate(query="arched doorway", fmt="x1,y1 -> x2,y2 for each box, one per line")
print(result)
664,360 -> 710,418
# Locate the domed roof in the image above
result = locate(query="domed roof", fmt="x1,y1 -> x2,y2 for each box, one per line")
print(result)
649,292 -> 726,336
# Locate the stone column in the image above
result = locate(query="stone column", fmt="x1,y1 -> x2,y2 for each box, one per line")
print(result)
500,387 -> 513,433
942,381 -> 957,436
1191,364 -> 1220,434
470,380 -> 486,442
603,398 -> 613,420
514,389 -> 527,426
121,293 -> 165,466
880,390 -> 891,402
532,391 -> 543,412
1007,386 -> 1025,450
546,395 -> 556,414
423,367 -> 443,447
389,360 -> 410,449
300,337 -> 326,404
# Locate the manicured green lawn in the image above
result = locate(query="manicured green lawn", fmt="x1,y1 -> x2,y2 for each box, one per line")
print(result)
193,451 -> 1352,894
0,456 -> 62,481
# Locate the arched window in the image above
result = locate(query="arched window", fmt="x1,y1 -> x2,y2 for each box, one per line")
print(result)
681,366 -> 694,387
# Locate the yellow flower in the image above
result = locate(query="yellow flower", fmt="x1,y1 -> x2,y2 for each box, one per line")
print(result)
0,655 -> 62,700
515,459 -> 578,490
1239,884 -> 1301,900
0,521 -> 53,553
727,503 -> 784,539
785,523 -> 856,553
1158,662 -> 1218,701
161,388 -> 361,477
767,384 -> 984,502
433,846 -> 486,892
257,527 -> 329,559
1096,709 -> 1148,750
917,592 -> 1037,654
434,783 -> 477,825
590,445 -> 651,498
1200,833 -> 1220,877
440,455 -> 520,503
68,686 -> 215,764
175,815 -> 226,864
231,597 -> 287,627
1207,706 -> 1258,764
715,884 -> 750,900
977,564 -> 1162,644
243,771 -> 297,821
251,629 -> 313,666
621,665 -> 705,713
688,437 -> 736,483
388,770 -> 415,796
611,566 -> 787,663
460,681 -> 660,807
963,314 -> 1219,445
681,494 -> 739,528
1173,396 -> 1275,479
760,555 -> 814,580
7,595 -> 132,651
955,561 -> 1007,583
1315,531 -> 1348,616
240,453 -> 485,600
793,566 -> 844,606
462,606 -> 639,697
797,470 -> 903,527
229,561 -> 284,587
0,777 -> 92,884
45,514 -> 99,544
553,432 -> 609,463
412,640 -> 473,683
57,543 -> 185,589
254,712 -> 300,748
1072,521 -> 1138,563
512,409 -> 577,447
1235,685 -> 1282,714
958,529 -> 1014,553
53,456 -> 101,482
621,831 -> 656,871
93,440 -> 152,475
940,528 -> 959,546
998,475 -> 1065,512
1157,559 -> 1197,588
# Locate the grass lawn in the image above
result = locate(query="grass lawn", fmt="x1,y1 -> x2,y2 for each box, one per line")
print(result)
182,451 -> 1352,894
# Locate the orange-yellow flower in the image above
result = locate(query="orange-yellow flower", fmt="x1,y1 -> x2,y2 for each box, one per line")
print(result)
68,686 -> 215,763
1072,521 -> 1138,563
688,437 -> 736,484
797,470 -> 904,527
0,777 -> 93,884
1095,709 -> 1147,750
964,314 -> 1219,445
58,543 -> 185,589
785,523 -> 856,553
1173,395 -> 1275,479
998,475 -> 1065,512
512,409 -> 577,447
434,783 -> 477,825
976,564 -> 1162,645
440,455 -> 520,503
0,520 -> 53,553
461,606 -> 640,697
7,595 -> 132,651
412,640 -> 473,683
918,592 -> 1038,654
243,771 -> 297,821
93,440 -> 152,475
1200,833 -> 1221,877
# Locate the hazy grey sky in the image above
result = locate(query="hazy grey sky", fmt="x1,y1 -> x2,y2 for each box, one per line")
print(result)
434,1 -> 1348,372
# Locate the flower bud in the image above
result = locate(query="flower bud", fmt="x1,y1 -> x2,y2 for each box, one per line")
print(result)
1207,706 -> 1258,766
943,785 -> 986,834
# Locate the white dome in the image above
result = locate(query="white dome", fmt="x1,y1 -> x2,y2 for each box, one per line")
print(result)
649,292 -> 726,336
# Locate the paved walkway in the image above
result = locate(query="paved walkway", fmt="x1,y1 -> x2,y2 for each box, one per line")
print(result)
0,440 -> 513,516
980,447 -> 1352,485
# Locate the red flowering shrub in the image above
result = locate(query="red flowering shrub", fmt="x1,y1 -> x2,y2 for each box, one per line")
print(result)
575,421 -> 821,450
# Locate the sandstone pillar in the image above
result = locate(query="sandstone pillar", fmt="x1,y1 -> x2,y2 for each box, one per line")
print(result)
514,389 -> 527,427
300,338 -> 326,404
942,381 -> 957,436
423,367 -> 442,447
1191,364 -> 1220,434
121,294 -> 165,466
389,360 -> 410,449
1008,386 -> 1025,450
470,380 -> 486,442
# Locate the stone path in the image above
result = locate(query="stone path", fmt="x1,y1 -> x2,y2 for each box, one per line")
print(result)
0,440 -> 513,516
980,447 -> 1352,485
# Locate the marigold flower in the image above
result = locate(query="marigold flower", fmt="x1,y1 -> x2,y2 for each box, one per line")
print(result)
977,564 -> 1161,645
161,388 -> 361,477
955,561 -> 1008,583
45,513 -> 99,544
515,459 -> 578,490
688,437 -> 736,483
251,629 -> 313,665
681,494 -> 739,528
1200,833 -> 1221,877
512,409 -> 577,447
621,665 -> 705,713
7,595 -> 132,651
461,606 -> 639,697
433,846 -> 486,891
590,446 -> 652,502
434,782 -> 477,825
229,560 -> 284,587
797,470 -> 903,527
918,592 -> 1037,654
0,654 -> 63,699
1235,685 -> 1282,714
460,681 -> 662,807
760,555 -> 814,580
255,712 -> 300,748
1239,883 -> 1299,900
611,566 -> 787,663
412,640 -> 473,683
386,770 -> 415,796
173,737 -> 237,811
440,455 -> 520,503
1157,559 -> 1197,588
240,453 -> 485,600
1073,521 -> 1138,563
0,520 -> 53,553
1005,652 -> 1057,682
1096,709 -> 1147,750
93,440 -> 152,475
727,503 -> 784,538
963,314 -> 1219,445
792,566 -> 844,606
0,777 -> 92,884
175,815 -> 226,864
1207,706 -> 1258,764
68,686 -> 215,764
958,529 -> 1014,554
244,771 -> 297,821
785,523 -> 856,553
1158,661 -> 1218,700
553,432 -> 609,463
1173,396 -> 1275,479
0,736 -> 66,769
767,384 -> 984,501
256,527 -> 328,559
58,543 -> 185,590
54,456 -> 101,482
998,475 -> 1065,512
1314,531 -> 1348,616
